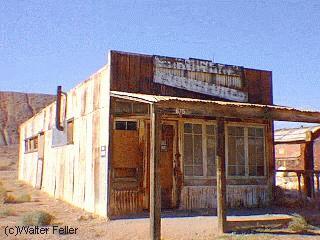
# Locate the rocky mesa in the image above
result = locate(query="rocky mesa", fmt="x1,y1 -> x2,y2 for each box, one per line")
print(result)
0,91 -> 55,146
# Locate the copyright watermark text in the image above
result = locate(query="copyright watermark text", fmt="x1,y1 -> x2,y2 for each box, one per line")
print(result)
4,225 -> 78,236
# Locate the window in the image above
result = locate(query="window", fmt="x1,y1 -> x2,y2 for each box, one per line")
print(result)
24,136 -> 38,153
227,125 -> 265,177
67,119 -> 74,144
183,122 -> 216,178
114,101 -> 149,114
115,120 -> 137,131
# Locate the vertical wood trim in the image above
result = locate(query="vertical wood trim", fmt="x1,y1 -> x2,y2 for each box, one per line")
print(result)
244,128 -> 249,176
304,134 -> 314,197
203,124 -> 208,177
150,104 -> 161,240
216,118 -> 227,234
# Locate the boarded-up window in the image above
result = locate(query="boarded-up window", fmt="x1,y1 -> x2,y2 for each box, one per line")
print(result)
183,123 -> 216,178
227,126 -> 265,177
67,119 -> 74,144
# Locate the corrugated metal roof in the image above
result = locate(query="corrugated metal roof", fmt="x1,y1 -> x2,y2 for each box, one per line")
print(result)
110,91 -> 318,112
274,125 -> 320,143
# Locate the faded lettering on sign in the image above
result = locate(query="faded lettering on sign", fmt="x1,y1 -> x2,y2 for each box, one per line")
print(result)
153,56 -> 248,102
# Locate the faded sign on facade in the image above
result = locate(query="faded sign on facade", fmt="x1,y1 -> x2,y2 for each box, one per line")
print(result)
154,56 -> 248,102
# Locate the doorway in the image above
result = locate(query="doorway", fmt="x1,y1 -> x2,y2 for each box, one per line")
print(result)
144,121 -> 177,210
35,133 -> 45,189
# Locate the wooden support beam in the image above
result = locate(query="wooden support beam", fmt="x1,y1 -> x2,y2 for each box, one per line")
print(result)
304,136 -> 315,197
216,118 -> 227,234
156,101 -> 320,124
150,104 -> 161,240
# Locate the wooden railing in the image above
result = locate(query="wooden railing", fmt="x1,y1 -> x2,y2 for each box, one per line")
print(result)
275,169 -> 320,199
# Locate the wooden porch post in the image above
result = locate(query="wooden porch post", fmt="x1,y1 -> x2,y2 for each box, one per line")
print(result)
304,133 -> 315,197
150,104 -> 161,240
216,118 -> 227,234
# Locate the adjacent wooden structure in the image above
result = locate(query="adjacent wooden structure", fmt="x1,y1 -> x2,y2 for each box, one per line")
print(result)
18,50 -> 320,238
275,126 -> 320,197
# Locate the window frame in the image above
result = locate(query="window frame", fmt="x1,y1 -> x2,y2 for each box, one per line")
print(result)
182,119 -> 217,180
225,122 -> 267,179
113,118 -> 139,131
24,135 -> 39,153
67,118 -> 74,145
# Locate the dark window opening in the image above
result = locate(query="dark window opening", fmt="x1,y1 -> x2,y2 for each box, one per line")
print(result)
115,120 -> 137,131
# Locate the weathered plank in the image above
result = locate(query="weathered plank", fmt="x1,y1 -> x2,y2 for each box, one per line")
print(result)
150,104 -> 161,240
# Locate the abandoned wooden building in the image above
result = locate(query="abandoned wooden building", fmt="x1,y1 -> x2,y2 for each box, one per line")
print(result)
18,50 -> 320,223
275,126 -> 320,197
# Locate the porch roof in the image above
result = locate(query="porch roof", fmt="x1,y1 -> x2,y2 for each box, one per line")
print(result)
274,125 -> 320,143
110,91 -> 320,123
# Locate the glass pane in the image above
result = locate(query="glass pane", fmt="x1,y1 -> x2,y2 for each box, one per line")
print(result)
228,166 -> 236,176
184,134 -> 193,165
115,101 -> 132,113
249,165 -> 257,176
115,121 -> 126,130
207,136 -> 216,165
193,124 -> 202,134
228,137 -> 236,165
248,127 -> 255,137
206,125 -> 215,135
257,166 -> 264,176
132,103 -> 149,114
207,165 -> 216,176
237,165 -> 245,176
248,138 -> 256,165
194,135 -> 203,164
127,121 -> 137,130
184,123 -> 192,133
194,166 -> 203,176
256,128 -> 264,137
184,166 -> 193,176
236,138 -> 245,165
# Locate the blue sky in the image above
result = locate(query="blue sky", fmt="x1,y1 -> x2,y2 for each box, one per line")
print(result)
1,1 -> 320,128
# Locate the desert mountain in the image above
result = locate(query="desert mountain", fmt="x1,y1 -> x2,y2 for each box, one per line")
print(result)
0,91 -> 55,146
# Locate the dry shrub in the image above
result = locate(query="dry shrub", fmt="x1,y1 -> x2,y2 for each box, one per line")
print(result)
21,211 -> 54,226
77,214 -> 96,221
288,214 -> 311,232
0,207 -> 16,218
4,193 -> 31,203
0,185 -> 7,204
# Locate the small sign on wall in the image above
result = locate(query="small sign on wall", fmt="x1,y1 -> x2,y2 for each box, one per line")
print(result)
161,140 -> 167,152
101,145 -> 106,158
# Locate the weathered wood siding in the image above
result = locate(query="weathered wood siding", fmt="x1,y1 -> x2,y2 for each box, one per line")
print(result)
109,51 -> 272,105
181,185 -> 269,210
18,65 -> 111,217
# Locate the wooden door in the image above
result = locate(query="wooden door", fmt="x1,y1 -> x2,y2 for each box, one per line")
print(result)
144,123 -> 176,209
160,124 -> 174,209
35,133 -> 45,189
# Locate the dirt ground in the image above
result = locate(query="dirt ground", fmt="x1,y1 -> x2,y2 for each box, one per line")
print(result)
1,145 -> 320,240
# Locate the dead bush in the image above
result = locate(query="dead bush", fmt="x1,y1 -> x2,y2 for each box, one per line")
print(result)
0,207 -> 16,218
0,185 -> 7,204
288,214 -> 311,233
21,211 -> 54,226
4,193 -> 31,203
